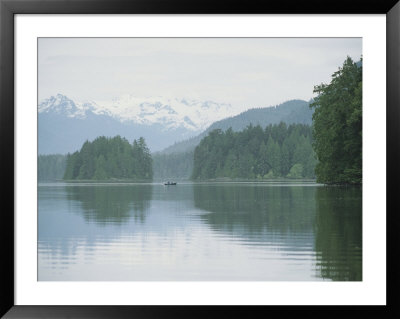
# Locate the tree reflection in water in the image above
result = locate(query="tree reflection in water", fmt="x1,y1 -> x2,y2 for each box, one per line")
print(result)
314,186 -> 362,281
193,183 -> 362,281
65,184 -> 153,225
194,184 -> 316,236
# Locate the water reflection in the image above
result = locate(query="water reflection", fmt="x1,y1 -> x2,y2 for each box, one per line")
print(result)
38,182 -> 362,281
38,184 -> 154,268
193,183 -> 362,281
194,184 -> 316,235
65,184 -> 153,224
314,187 -> 362,281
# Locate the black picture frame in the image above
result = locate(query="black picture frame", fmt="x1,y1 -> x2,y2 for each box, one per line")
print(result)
1,0 -> 399,318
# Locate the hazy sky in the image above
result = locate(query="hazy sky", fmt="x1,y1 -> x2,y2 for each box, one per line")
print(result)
39,38 -> 362,111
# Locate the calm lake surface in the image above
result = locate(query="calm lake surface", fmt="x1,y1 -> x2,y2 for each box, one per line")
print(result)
38,182 -> 362,281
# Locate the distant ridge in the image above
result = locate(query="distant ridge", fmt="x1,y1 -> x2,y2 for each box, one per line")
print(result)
160,99 -> 313,154
38,94 -> 233,154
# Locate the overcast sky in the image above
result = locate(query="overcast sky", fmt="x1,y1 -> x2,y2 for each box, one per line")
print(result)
38,38 -> 362,112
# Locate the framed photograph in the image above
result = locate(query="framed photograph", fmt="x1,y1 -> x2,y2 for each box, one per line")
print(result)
1,0 -> 398,317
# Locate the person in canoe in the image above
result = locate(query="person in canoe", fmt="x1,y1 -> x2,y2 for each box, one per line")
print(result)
164,181 -> 177,185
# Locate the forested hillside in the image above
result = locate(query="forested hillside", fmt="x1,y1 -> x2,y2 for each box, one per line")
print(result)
162,99 -> 313,155
152,151 -> 194,181
63,136 -> 153,180
155,100 -> 314,181
311,57 -> 362,184
192,123 -> 317,180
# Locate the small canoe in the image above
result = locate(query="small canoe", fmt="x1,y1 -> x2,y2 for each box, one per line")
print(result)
164,182 -> 177,185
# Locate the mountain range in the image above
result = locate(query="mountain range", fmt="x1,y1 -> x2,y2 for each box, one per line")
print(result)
38,94 -> 313,155
39,94 -> 234,130
38,94 -> 235,154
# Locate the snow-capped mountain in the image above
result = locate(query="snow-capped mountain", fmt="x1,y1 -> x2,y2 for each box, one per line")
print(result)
38,94 -> 235,154
39,94 -> 234,132
39,94 -> 98,119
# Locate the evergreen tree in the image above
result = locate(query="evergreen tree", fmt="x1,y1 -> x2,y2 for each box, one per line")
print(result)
152,150 -> 194,180
93,155 -> 108,180
287,163 -> 304,179
311,56 -> 362,184
191,123 -> 316,180
38,154 -> 67,181
63,136 -> 153,180
280,142 -> 291,177
257,141 -> 270,177
266,136 -> 281,176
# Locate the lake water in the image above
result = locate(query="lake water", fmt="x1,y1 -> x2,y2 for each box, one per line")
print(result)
38,182 -> 362,281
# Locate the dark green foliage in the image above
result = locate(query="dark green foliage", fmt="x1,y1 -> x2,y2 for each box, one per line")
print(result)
311,57 -> 362,184
191,123 -> 316,180
161,99 -> 313,155
314,186 -> 362,280
152,151 -> 194,181
63,136 -> 153,180
38,154 -> 67,181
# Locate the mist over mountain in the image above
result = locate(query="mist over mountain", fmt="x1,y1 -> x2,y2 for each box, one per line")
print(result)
38,94 -> 313,156
38,94 -> 234,154
160,99 -> 313,154
38,95 -> 314,181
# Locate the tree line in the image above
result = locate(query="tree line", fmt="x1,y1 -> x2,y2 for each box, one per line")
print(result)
191,123 -> 317,180
63,135 -> 153,180
311,56 -> 362,184
152,150 -> 193,181
38,154 -> 67,181
39,57 -> 361,185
